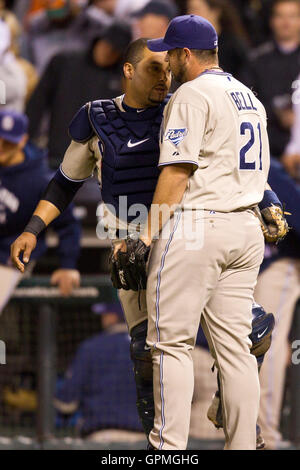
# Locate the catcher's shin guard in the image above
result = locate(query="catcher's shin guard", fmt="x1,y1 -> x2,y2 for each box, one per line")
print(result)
130,320 -> 154,437
207,304 -> 274,448
250,303 -> 275,367
207,372 -> 266,449
207,373 -> 223,429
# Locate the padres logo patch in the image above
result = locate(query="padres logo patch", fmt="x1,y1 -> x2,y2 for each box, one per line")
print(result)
164,128 -> 188,146
1,116 -> 14,131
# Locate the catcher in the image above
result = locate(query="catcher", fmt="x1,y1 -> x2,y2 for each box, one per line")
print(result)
10,39 -> 288,449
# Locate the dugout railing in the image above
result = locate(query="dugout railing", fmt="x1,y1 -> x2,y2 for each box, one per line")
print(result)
1,277 -> 299,449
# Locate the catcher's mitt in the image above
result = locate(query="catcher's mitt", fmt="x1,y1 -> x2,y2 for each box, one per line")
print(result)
254,204 -> 290,243
110,237 -> 150,291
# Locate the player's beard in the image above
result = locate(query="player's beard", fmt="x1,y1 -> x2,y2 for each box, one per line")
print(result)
172,62 -> 188,84
172,57 -> 187,84
148,88 -> 168,105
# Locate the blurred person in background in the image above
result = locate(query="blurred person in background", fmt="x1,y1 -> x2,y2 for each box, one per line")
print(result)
24,0 -> 86,23
185,0 -> 250,78
241,0 -> 300,160
24,0 -> 91,73
92,0 -> 153,20
0,9 -> 38,103
253,158 -> 300,449
0,109 -> 81,314
23,0 -> 148,32
54,303 -> 145,442
282,73 -> 300,178
8,0 -> 86,26
0,19 -> 27,112
26,21 -> 132,168
131,0 -> 178,39
231,0 -> 274,46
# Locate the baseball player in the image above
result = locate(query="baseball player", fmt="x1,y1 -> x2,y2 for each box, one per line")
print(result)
114,15 -> 273,450
0,109 -> 81,313
11,37 -> 282,448
10,38 -> 172,438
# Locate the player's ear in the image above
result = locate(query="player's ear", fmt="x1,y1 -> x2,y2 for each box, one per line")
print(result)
123,62 -> 134,80
183,48 -> 192,62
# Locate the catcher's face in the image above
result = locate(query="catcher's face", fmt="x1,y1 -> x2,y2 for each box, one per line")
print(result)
125,48 -> 171,107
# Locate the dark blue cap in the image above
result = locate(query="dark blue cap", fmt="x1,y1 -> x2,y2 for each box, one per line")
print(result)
92,302 -> 124,318
0,110 -> 28,143
132,0 -> 177,21
147,14 -> 218,52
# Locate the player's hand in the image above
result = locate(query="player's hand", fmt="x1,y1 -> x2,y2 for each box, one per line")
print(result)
113,239 -> 127,258
110,237 -> 150,291
113,236 -> 151,259
281,153 -> 300,179
10,232 -> 37,273
139,235 -> 152,247
50,269 -> 80,297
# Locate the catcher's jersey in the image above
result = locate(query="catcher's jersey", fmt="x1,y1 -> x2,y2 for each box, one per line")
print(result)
160,70 -> 270,212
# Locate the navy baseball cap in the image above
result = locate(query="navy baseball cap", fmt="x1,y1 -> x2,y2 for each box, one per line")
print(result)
0,110 -> 28,143
132,1 -> 177,21
147,14 -> 218,52
92,302 -> 124,318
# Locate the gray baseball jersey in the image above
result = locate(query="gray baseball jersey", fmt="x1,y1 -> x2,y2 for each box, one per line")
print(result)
159,71 -> 270,211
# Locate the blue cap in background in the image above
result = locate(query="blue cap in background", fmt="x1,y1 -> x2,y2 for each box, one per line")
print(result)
92,302 -> 124,318
147,14 -> 218,52
132,0 -> 177,21
0,110 -> 28,144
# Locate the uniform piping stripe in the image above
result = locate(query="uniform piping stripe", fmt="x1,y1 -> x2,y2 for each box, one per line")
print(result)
59,165 -> 92,183
159,352 -> 165,450
158,160 -> 199,168
201,71 -> 232,77
155,210 -> 182,449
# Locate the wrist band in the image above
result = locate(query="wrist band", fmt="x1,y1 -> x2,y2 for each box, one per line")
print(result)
258,190 -> 282,211
24,215 -> 46,237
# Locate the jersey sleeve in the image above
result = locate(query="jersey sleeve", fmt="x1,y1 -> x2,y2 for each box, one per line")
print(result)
61,137 -> 99,181
158,90 -> 207,169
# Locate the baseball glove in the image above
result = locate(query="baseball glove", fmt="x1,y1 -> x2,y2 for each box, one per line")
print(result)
254,205 -> 290,243
110,237 -> 150,291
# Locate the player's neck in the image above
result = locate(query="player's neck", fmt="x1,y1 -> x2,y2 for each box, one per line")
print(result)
186,63 -> 221,82
123,92 -> 148,110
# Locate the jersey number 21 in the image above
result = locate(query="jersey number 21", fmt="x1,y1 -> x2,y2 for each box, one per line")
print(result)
239,121 -> 262,171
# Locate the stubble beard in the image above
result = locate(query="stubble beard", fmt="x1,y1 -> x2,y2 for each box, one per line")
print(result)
148,90 -> 166,105
173,63 -> 187,84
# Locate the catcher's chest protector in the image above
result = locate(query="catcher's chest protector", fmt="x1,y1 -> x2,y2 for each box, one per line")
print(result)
88,98 -> 169,222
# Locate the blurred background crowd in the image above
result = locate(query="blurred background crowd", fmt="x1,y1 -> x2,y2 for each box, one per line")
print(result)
0,0 -> 300,451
